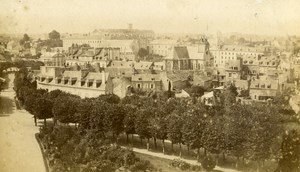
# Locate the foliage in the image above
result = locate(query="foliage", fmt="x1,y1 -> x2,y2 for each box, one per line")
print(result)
186,85 -> 205,97
169,159 -> 191,171
201,156 -> 216,171
52,94 -> 80,124
19,34 -> 31,48
276,130 -> 300,172
138,48 -> 149,58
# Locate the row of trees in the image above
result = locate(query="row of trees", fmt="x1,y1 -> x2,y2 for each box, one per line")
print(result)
14,67 -> 300,171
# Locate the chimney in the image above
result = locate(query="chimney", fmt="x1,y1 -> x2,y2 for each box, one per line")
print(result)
102,71 -> 106,85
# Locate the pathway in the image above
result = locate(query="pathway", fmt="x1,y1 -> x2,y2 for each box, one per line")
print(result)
0,88 -> 45,172
122,146 -> 240,172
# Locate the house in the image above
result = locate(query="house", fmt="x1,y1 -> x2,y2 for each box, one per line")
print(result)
193,71 -> 212,89
131,74 -> 162,92
249,77 -> 278,101
225,58 -> 242,82
133,61 -> 154,74
160,71 -> 193,91
187,39 -> 214,72
66,47 -> 118,68
105,61 -> 134,78
63,37 -> 139,61
234,79 -> 250,96
148,39 -> 177,56
201,86 -> 223,106
112,77 -> 132,98
165,46 -> 190,71
212,68 -> 226,87
37,66 -> 113,98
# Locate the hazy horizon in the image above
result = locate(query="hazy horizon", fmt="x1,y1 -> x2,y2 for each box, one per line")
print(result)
1,0 -> 300,37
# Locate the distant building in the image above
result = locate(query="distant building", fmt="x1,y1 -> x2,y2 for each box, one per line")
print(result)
131,74 -> 162,92
37,66 -> 113,98
65,47 -> 119,68
249,77 -> 278,101
62,38 -> 139,61
148,39 -> 178,56
165,46 -> 190,71
225,58 -> 242,82
212,45 -> 264,69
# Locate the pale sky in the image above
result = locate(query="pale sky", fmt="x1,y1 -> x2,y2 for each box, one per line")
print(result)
1,0 -> 300,36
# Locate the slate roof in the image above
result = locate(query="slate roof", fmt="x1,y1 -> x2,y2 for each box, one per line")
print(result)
132,74 -> 161,82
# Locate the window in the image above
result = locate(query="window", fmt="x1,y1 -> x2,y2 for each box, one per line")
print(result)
137,83 -> 141,88
229,73 -> 232,77
150,84 -> 155,89
151,78 -> 155,81
138,78 -> 142,81
267,85 -> 271,88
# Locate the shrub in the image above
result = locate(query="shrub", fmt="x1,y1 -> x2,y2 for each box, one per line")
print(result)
170,159 -> 191,171
201,156 -> 216,172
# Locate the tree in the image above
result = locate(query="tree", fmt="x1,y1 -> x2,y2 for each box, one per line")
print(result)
188,85 -> 205,97
98,94 -> 120,104
19,34 -> 31,49
167,113 -> 184,157
104,104 -> 126,142
276,130 -> 300,172
49,30 -> 60,40
182,103 -> 208,160
34,95 -> 53,125
202,114 -> 226,164
138,48 -> 149,58
244,104 -> 282,171
135,107 -> 152,150
123,105 -> 137,144
52,94 -> 80,124
76,98 -> 94,130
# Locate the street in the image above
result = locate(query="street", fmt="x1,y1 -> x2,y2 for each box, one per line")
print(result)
0,86 -> 45,172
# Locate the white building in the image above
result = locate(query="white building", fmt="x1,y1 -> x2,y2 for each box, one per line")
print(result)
148,39 -> 178,56
62,36 -> 139,61
211,45 -> 264,69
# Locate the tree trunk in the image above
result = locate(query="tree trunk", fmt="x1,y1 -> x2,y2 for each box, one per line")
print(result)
126,134 -> 129,144
44,118 -> 46,126
216,153 -> 219,165
179,143 -> 182,158
236,156 -> 240,169
222,152 -> 226,162
131,134 -> 134,146
171,142 -> 174,154
147,138 -> 150,151
140,137 -> 143,146
34,116 -> 37,126
204,148 -> 207,156
197,148 -> 200,162
154,136 -> 157,149
256,161 -> 260,172
187,145 -> 190,153
162,139 -> 165,154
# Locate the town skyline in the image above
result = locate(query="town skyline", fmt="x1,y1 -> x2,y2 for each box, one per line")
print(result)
1,0 -> 300,36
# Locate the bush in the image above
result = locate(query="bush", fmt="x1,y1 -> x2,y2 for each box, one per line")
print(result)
201,156 -> 216,172
170,159 -> 191,171
129,159 -> 155,172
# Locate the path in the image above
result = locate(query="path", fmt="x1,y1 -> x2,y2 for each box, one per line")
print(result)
0,87 -> 45,172
122,146 -> 240,172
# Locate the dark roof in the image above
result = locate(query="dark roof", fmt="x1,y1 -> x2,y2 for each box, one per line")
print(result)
174,46 -> 189,59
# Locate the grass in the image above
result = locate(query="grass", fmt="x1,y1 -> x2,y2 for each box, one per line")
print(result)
135,152 -> 185,172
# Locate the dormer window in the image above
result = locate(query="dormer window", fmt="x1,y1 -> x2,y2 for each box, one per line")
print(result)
267,85 -> 271,88
138,78 -> 142,81
151,78 -> 155,81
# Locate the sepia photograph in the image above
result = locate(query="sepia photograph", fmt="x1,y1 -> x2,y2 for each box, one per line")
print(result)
0,0 -> 300,171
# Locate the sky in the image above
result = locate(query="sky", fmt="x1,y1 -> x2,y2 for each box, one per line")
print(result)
1,0 -> 300,36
